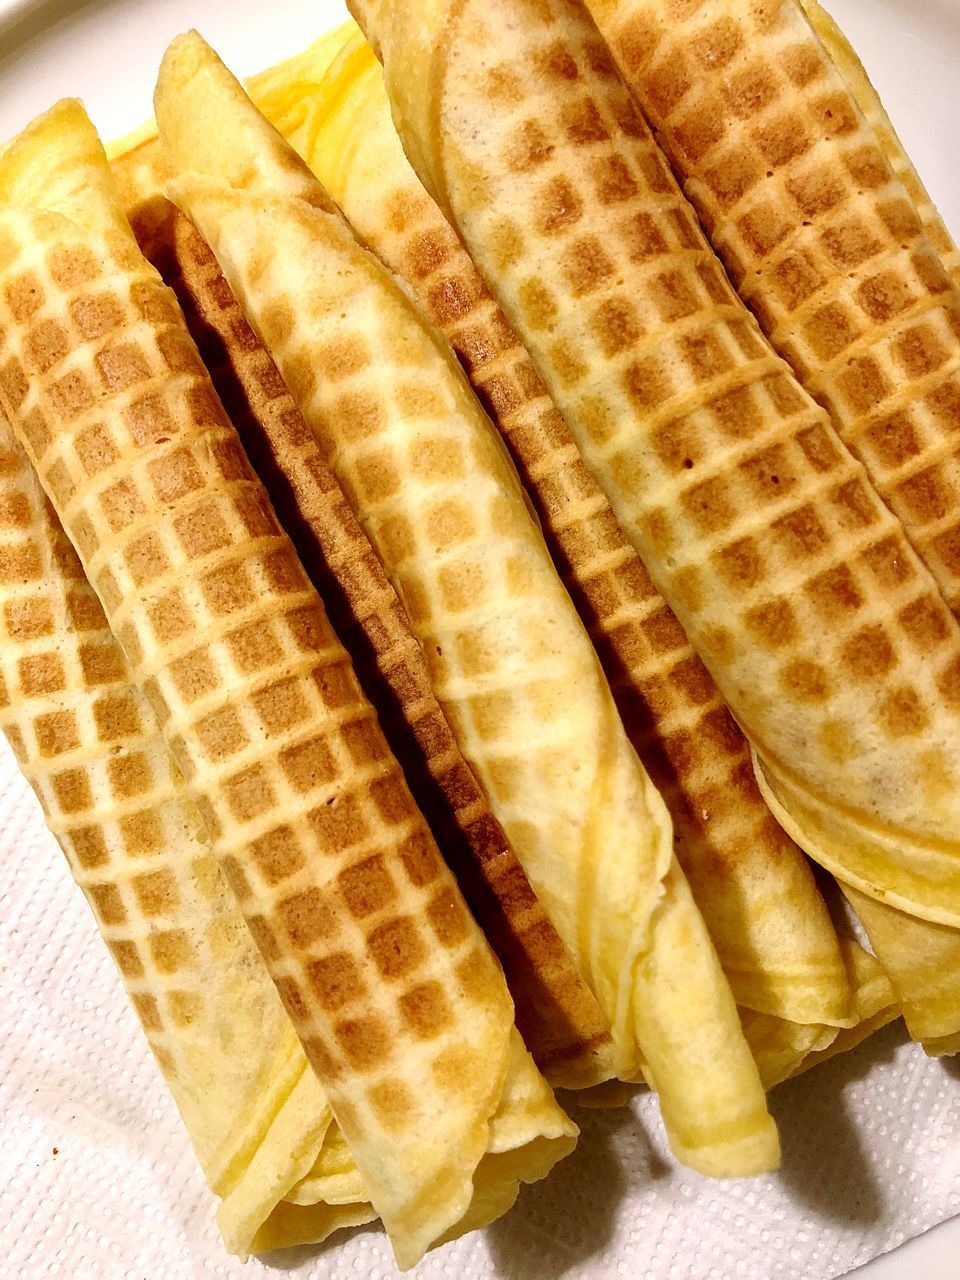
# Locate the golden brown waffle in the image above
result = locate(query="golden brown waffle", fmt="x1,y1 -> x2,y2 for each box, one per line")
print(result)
270,22 -> 854,1031
0,99 -> 576,1268
0,406 -> 376,1252
797,0 -> 960,291
351,0 -> 960,1041
585,0 -> 960,616
110,150 -> 615,1089
155,32 -> 779,1178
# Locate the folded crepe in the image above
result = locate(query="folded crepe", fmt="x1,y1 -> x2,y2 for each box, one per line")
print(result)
108,142 -> 616,1092
0,406 -> 378,1253
797,0 -> 960,292
742,934 -> 897,1089
584,0 -> 960,618
0,98 -> 576,1269
841,884 -> 960,1056
346,0 -> 960,1048
249,23 -> 860,1047
154,32 -> 779,1178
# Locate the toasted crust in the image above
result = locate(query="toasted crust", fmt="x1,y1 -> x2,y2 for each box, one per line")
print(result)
798,0 -> 960,290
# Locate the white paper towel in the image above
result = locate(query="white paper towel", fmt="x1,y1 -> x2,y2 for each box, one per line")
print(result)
2,735 -> 959,1280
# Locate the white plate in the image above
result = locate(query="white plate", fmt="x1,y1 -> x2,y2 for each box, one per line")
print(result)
0,3 -> 958,1279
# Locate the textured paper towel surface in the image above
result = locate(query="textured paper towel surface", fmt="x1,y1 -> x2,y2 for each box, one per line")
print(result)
2,734 -> 959,1280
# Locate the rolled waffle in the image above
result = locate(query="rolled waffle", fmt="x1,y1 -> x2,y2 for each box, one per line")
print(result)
585,0 -> 960,617
0,98 -> 576,1269
0,404 -> 377,1253
797,0 -> 960,291
155,31 -> 780,1178
255,21 -> 857,1035
348,0 -> 960,1046
109,139 -> 615,1092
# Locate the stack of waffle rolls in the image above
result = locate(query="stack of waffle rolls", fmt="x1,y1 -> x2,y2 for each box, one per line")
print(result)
110,148 -> 617,1095
109,25 -> 894,1091
2,0 -> 941,1263
0,99 -> 579,1269
234,20 -> 899,1076
106,33 -> 897,1095
155,31 -> 785,1181
348,0 -> 960,1050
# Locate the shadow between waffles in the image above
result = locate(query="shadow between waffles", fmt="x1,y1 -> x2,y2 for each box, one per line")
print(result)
767,1020 -> 905,1227
486,1100 -> 646,1279
481,1024 -> 901,1280
256,1105 -> 634,1276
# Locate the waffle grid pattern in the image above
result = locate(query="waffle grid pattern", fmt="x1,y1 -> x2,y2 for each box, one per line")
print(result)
380,0 -> 960,895
0,212 -> 510,1184
587,0 -> 960,614
143,197 -> 613,1085
796,0 -> 960,292
212,193 -> 669,1044
0,422 -> 297,1125
172,158 -> 801,1166
326,83 -> 850,1017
